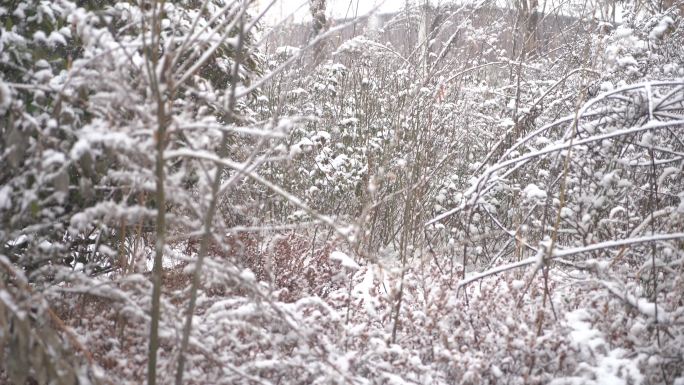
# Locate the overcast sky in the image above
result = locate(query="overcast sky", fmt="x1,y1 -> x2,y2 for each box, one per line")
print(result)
259,0 -> 418,24
258,0 -> 612,25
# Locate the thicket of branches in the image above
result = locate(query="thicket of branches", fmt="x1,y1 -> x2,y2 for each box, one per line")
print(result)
1,0 -> 683,384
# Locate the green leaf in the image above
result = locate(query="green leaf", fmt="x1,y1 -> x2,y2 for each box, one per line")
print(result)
30,200 -> 40,217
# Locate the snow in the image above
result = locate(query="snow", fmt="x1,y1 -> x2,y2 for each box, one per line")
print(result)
649,16 -> 674,41
70,139 -> 91,160
609,206 -> 625,218
511,280 -> 525,290
329,250 -> 360,270
0,186 -> 10,210
617,55 -> 638,68
290,137 -> 314,156
352,267 -> 377,316
560,207 -> 574,218
331,63 -> 347,73
58,27 -> 71,38
48,30 -> 67,47
330,154 -> 348,169
563,309 -> 644,385
658,166 -> 679,186
600,81 -> 614,92
311,131 -> 331,144
334,36 -> 378,56
275,45 -> 301,57
499,118 -> 515,127
7,235 -> 28,247
566,309 -> 605,352
523,183 -> 547,200
0,81 -> 11,113
42,150 -> 67,167
33,30 -> 47,44
3,2 -> 684,383
340,117 -> 359,126
240,269 -> 256,282
0,290 -> 24,318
